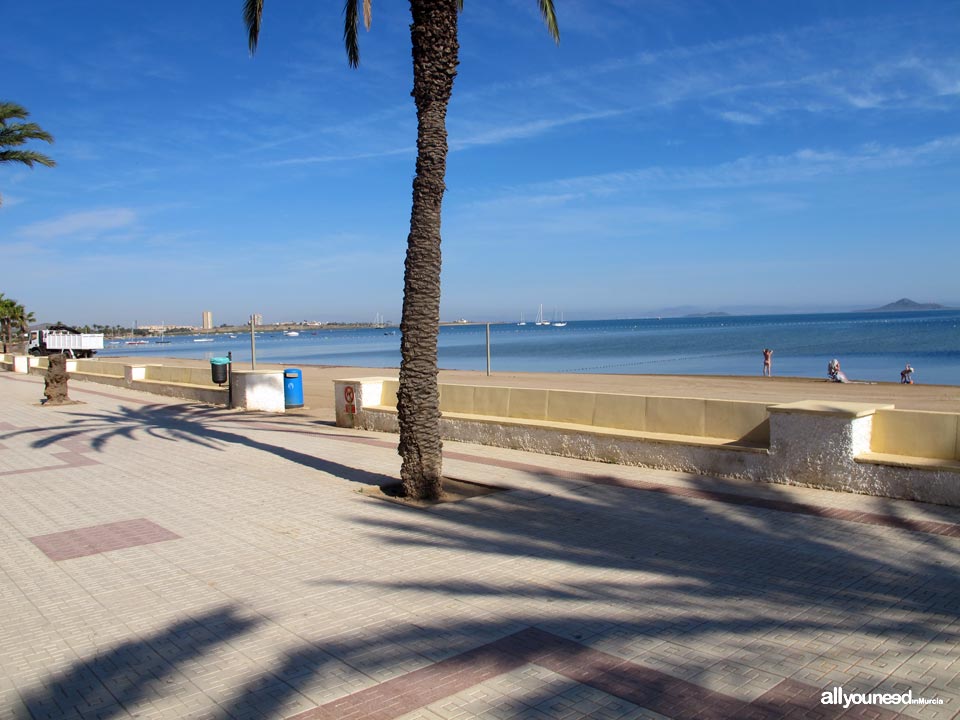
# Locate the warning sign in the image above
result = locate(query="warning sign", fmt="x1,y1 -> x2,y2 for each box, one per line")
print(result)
344,385 -> 356,414
344,386 -> 355,403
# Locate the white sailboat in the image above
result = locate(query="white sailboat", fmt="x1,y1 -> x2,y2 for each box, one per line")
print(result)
517,312 -> 526,326
535,304 -> 549,325
553,312 -> 567,327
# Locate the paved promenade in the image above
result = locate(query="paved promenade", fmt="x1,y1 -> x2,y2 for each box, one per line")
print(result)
1,372 -> 958,720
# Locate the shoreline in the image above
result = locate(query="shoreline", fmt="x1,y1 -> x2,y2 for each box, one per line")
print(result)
103,356 -> 960,416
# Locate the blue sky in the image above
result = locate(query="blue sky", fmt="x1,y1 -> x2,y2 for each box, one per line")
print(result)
2,1 -> 959,326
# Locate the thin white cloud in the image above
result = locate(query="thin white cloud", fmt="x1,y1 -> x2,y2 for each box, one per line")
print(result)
266,146 -> 414,167
513,135 -> 960,198
19,208 -> 138,241
266,108 -> 628,166
451,109 -> 627,151
716,111 -> 765,126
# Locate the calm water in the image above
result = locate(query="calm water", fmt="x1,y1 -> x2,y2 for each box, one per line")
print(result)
100,310 -> 960,386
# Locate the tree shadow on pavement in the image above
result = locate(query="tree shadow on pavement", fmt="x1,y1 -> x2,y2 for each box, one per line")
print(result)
213,473 -> 959,718
0,403 -> 398,487
15,606 -> 257,720
7,404 -> 959,718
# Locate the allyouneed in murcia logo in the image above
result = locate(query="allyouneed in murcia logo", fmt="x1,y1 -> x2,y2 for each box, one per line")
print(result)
821,687 -> 944,709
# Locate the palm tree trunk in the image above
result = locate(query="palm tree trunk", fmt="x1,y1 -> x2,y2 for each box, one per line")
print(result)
398,0 -> 459,500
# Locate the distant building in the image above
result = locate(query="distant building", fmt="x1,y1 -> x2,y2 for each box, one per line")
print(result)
202,311 -> 213,329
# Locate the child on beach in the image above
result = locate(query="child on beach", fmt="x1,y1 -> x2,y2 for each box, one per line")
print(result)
900,364 -> 914,384
762,348 -> 773,377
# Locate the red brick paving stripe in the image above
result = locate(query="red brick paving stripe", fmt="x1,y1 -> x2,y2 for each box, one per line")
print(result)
513,628 -> 755,720
29,518 -> 181,561
0,450 -> 101,477
285,627 -> 854,720
286,634 -> 531,720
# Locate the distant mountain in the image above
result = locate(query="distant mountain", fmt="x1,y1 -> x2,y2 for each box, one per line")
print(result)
866,298 -> 947,312
684,311 -> 731,318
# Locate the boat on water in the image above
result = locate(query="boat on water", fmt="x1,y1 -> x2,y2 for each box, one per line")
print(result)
193,338 -> 214,343
518,312 -> 526,326
125,340 -> 148,345
535,304 -> 550,326
553,312 -> 567,327
284,331 -> 300,337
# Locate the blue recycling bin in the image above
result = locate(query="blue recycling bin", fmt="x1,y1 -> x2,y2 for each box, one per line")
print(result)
283,368 -> 304,409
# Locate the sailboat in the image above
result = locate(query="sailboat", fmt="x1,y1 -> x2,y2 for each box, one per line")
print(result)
155,322 -> 171,344
553,312 -> 567,327
535,304 -> 549,326
517,312 -> 526,326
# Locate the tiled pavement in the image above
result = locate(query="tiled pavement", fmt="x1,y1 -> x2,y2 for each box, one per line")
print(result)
1,372 -> 958,720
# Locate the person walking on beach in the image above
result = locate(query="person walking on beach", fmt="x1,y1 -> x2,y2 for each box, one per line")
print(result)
900,363 -> 915,384
762,348 -> 773,377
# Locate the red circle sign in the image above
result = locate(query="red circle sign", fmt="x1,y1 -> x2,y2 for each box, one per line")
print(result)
344,386 -> 355,403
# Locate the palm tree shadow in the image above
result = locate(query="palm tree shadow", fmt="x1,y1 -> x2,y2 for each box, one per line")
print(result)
214,477 -> 960,718
16,606 -> 257,720
0,403 -> 398,487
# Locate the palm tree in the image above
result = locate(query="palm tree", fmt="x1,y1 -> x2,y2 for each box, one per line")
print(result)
0,294 -> 14,352
0,294 -> 33,352
245,1 -> 559,500
0,101 -> 56,208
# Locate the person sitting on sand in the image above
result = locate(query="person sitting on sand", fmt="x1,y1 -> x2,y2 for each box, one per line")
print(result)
828,358 -> 848,383
900,363 -> 914,384
762,348 -> 773,377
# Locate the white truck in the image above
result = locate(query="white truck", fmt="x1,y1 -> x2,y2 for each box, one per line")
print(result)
28,325 -> 104,359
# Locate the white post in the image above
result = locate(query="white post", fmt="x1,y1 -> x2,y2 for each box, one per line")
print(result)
250,314 -> 257,370
486,323 -> 491,376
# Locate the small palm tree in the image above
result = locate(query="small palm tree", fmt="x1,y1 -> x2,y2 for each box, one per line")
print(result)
0,101 -> 56,208
245,0 -> 559,500
0,294 -> 32,352
14,304 -> 36,340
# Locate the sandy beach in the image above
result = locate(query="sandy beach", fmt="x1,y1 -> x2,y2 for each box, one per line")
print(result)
106,357 -> 960,417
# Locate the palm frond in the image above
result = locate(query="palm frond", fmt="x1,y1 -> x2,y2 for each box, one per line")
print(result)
243,0 -> 264,55
363,0 -> 372,30
0,150 -> 56,168
0,102 -> 30,124
538,0 -> 560,43
344,0 -> 361,68
0,123 -> 54,146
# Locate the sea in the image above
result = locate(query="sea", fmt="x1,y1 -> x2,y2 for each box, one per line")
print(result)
99,310 -> 960,386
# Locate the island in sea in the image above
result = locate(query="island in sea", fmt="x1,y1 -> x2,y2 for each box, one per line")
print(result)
866,298 -> 949,312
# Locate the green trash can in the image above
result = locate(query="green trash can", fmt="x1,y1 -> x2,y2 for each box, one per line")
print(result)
210,357 -> 231,385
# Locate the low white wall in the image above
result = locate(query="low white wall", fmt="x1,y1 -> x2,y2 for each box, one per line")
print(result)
231,370 -> 285,412
343,378 -> 960,507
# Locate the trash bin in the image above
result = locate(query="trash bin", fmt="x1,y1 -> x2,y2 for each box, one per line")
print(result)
210,357 -> 231,385
284,368 -> 304,409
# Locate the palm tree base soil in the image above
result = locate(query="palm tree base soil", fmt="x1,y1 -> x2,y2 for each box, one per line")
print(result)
362,477 -> 505,508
